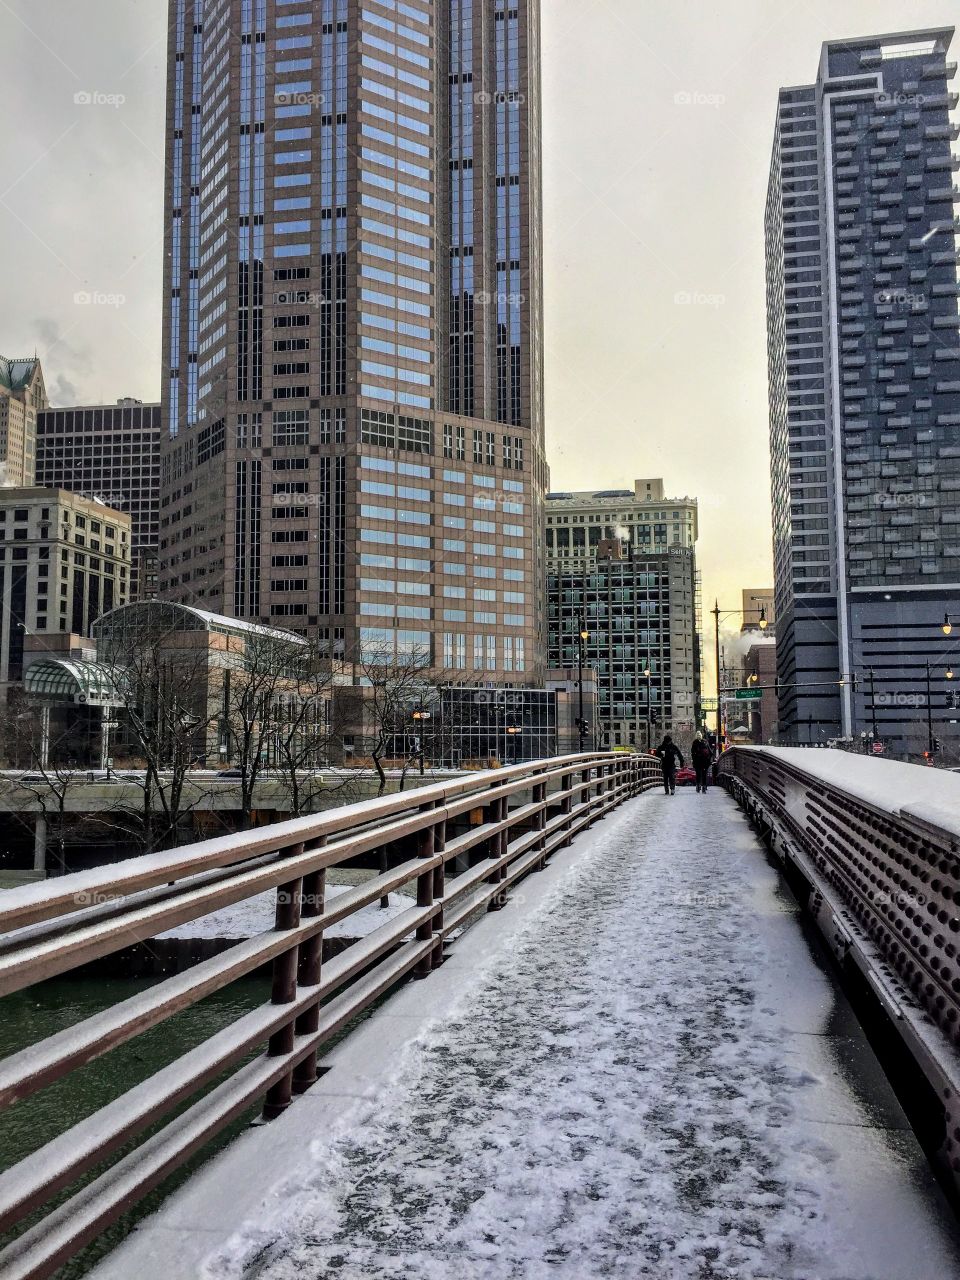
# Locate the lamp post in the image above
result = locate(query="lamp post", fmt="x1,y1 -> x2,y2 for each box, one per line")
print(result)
868,667 -> 878,741
576,614 -> 589,752
642,666 -> 653,751
712,601 -> 768,746
412,702 -> 430,775
925,661 -> 936,758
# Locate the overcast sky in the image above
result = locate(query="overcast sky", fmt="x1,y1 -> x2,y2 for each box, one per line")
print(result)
1,0 -> 958,659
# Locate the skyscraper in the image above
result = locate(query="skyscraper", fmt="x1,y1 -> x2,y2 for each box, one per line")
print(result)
159,0 -> 545,685
35,399 -> 161,599
766,28 -> 960,752
0,356 -> 46,487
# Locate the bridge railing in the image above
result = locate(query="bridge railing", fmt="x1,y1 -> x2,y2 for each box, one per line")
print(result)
719,745 -> 960,1184
0,751 -> 661,1280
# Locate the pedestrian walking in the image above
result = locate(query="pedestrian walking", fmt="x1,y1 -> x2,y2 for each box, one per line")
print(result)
654,734 -> 684,796
691,731 -> 712,794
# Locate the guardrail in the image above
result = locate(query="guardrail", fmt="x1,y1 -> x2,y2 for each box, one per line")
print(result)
719,746 -> 960,1190
0,751 -> 661,1279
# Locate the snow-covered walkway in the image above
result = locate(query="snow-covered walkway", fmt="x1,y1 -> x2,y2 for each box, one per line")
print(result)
97,789 -> 960,1280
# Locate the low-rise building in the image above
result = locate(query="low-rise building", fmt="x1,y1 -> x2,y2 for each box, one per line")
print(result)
0,488 -> 131,696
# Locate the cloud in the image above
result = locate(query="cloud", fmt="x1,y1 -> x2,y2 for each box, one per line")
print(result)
33,316 -> 90,407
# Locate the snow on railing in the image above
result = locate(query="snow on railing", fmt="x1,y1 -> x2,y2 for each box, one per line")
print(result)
0,751 -> 661,1280
719,745 -> 960,1189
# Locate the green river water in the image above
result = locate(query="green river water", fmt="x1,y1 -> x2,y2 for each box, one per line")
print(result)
0,974 -> 271,1278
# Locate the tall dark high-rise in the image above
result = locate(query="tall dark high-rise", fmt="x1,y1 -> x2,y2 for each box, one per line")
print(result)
766,28 -> 960,752
159,0 -> 545,684
35,399 -> 161,600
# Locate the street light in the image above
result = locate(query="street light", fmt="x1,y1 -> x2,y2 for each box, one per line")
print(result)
576,615 -> 589,753
412,704 -> 431,775
942,613 -> 960,636
712,602 -> 769,745
925,661 -> 938,759
642,666 -> 653,750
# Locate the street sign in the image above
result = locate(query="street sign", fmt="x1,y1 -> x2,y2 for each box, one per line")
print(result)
871,741 -> 885,755
734,689 -> 761,700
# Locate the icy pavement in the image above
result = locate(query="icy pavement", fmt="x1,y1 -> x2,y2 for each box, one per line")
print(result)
97,789 -> 960,1280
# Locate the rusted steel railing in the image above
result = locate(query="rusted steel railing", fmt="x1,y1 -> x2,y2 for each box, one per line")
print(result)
719,746 -> 960,1188
0,751 -> 661,1280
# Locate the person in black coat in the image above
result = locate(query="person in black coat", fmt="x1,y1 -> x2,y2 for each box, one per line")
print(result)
654,734 -> 685,795
691,731 -> 712,794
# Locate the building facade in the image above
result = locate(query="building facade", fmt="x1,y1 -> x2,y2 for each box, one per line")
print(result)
158,0 -> 546,687
766,28 -> 960,753
0,356 -> 46,487
0,488 -> 131,695
545,481 -> 700,749
35,399 -> 161,599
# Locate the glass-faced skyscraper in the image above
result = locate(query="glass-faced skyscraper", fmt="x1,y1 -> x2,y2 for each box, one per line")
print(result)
766,28 -> 960,752
159,0 -> 545,683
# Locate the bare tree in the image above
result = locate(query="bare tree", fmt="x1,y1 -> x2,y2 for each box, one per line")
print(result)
0,695 -> 97,875
218,626 -> 326,829
267,642 -> 352,817
100,628 -> 218,852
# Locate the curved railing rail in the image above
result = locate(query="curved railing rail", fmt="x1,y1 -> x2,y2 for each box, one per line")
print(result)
0,751 -> 661,1280
719,745 -> 960,1186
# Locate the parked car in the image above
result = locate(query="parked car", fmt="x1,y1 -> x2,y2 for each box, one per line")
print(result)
675,766 -> 697,787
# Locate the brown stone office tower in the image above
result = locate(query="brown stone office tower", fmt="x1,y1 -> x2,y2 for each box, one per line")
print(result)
159,0 -> 546,684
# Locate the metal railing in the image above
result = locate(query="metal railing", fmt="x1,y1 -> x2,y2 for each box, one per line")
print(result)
719,746 -> 960,1188
0,751 -> 661,1280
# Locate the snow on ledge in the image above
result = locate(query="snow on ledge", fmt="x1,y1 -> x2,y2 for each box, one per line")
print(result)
737,747 -> 960,841
156,883 -> 411,941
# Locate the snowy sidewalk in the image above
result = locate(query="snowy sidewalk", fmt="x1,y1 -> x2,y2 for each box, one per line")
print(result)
96,789 -> 960,1280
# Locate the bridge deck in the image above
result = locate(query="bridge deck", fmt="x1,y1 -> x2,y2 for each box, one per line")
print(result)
94,789 -> 960,1279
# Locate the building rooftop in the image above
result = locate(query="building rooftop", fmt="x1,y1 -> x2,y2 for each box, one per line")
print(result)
0,486 -> 130,516
545,480 -> 697,507
93,600 -> 307,647
0,356 -> 41,393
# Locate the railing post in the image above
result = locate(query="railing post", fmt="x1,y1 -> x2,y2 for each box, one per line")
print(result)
262,849 -> 304,1120
533,781 -> 548,869
414,802 -> 438,978
581,764 -> 592,820
432,815 -> 447,969
560,772 -> 573,847
292,837 -> 327,1095
487,792 -> 509,910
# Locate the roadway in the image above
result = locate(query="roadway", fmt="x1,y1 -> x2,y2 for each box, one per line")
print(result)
92,786 -> 960,1279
